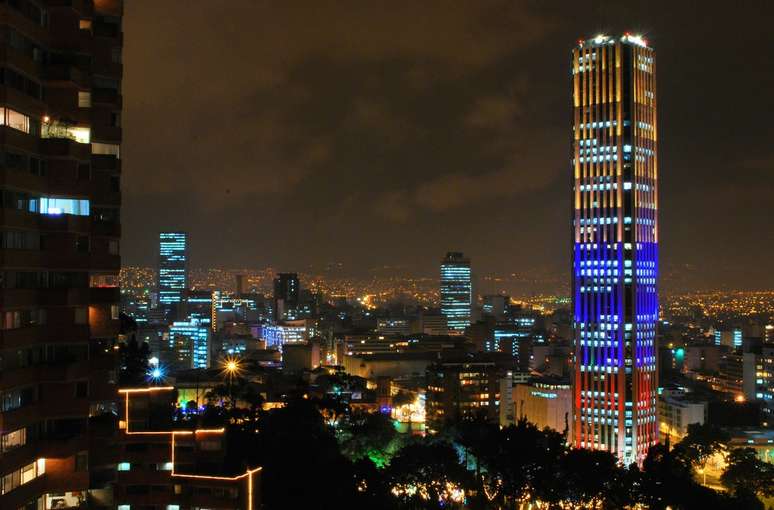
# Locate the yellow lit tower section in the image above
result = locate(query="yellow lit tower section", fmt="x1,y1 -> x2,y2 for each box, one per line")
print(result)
571,34 -> 658,466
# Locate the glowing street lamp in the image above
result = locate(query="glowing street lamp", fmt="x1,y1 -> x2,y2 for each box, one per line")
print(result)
147,365 -> 166,385
220,356 -> 242,380
220,356 -> 243,408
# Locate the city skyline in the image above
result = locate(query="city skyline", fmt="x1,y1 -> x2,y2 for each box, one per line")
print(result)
122,2 -> 773,290
1,2 -> 773,509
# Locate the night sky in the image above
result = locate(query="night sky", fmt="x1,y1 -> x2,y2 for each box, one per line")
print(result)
122,1 -> 774,292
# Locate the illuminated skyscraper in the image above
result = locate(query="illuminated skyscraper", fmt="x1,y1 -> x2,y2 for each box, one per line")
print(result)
158,231 -> 188,321
571,34 -> 658,465
440,252 -> 472,333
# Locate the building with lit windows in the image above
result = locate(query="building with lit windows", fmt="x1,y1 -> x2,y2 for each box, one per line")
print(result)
658,388 -> 707,443
158,231 -> 188,322
743,345 -> 774,418
186,289 -> 215,329
482,294 -> 509,320
167,319 -> 210,370
0,1 -> 124,509
425,353 -> 512,433
259,322 -> 307,348
376,318 -> 411,336
440,252 -> 472,334
714,328 -> 743,349
514,379 -> 573,434
765,325 -> 774,345
571,34 -> 659,465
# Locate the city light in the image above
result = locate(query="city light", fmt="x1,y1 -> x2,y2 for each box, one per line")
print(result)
220,355 -> 244,392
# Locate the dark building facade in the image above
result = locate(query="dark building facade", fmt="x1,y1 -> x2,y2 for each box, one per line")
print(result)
571,34 -> 659,465
0,1 -> 123,508
272,272 -> 298,321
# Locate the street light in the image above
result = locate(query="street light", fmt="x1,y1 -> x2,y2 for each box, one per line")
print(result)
220,356 -> 243,408
147,365 -> 166,385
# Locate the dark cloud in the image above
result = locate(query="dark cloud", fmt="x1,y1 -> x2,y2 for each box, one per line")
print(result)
123,0 -> 774,291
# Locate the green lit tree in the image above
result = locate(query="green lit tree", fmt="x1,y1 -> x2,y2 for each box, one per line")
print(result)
338,409 -> 400,468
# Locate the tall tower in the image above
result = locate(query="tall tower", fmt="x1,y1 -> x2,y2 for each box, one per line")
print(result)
571,34 -> 658,465
273,272 -> 299,321
0,1 -> 124,508
440,252 -> 472,334
158,232 -> 188,321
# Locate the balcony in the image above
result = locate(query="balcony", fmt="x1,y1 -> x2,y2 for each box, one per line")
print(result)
91,154 -> 120,171
0,167 -> 46,193
91,220 -> 121,237
0,402 -> 42,432
92,60 -> 122,78
0,473 -> 47,510
91,88 -> 122,107
90,286 -> 119,304
0,86 -> 46,116
0,5 -> 49,47
40,137 -> 91,160
0,288 -> 93,308
92,125 -> 122,143
0,125 -> 38,152
42,64 -> 90,87
0,45 -> 40,78
47,0 -> 94,15
0,364 -> 68,390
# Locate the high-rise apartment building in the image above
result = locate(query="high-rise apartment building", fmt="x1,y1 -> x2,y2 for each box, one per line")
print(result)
158,231 -> 188,321
272,272 -> 298,321
440,252 -> 471,334
0,1 -> 123,508
571,34 -> 658,465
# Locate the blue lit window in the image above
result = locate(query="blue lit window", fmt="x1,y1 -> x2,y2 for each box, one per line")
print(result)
39,197 -> 90,216
117,462 -> 131,471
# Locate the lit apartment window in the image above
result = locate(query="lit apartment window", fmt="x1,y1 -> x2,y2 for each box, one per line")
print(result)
91,142 -> 120,159
117,462 -> 131,471
79,19 -> 92,31
78,91 -> 92,108
0,459 -> 44,495
0,428 -> 26,452
0,107 -> 31,133
39,197 -> 90,216
42,122 -> 90,143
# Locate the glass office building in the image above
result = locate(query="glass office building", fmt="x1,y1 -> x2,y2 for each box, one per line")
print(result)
440,252 -> 472,333
158,232 -> 188,321
571,34 -> 658,465
169,319 -> 210,369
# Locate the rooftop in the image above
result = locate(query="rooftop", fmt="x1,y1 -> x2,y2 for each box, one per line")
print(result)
578,33 -> 649,49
